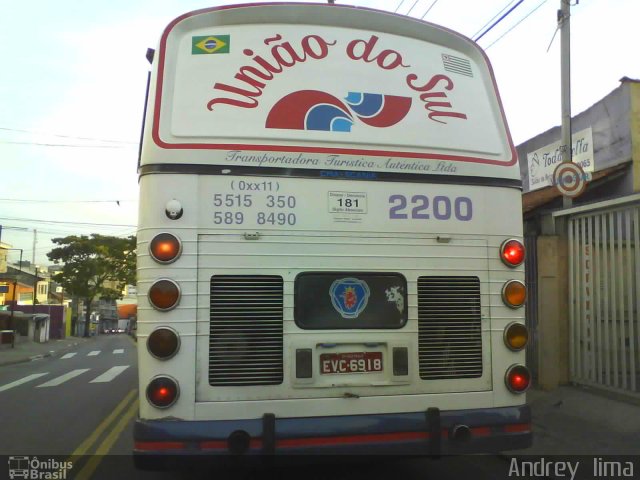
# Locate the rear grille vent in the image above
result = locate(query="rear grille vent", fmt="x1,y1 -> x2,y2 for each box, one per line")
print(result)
417,276 -> 482,380
209,275 -> 284,386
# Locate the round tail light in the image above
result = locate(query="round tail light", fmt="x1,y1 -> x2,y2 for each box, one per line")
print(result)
146,376 -> 179,408
149,233 -> 182,264
148,279 -> 180,311
502,280 -> 526,308
500,239 -> 525,267
147,327 -> 180,360
505,365 -> 531,393
504,322 -> 529,351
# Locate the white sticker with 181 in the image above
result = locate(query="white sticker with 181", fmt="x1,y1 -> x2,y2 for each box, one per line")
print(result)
328,191 -> 367,214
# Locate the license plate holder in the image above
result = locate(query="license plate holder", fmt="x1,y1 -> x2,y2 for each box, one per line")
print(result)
320,351 -> 383,374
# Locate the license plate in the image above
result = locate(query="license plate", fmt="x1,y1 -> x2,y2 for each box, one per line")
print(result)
320,352 -> 383,374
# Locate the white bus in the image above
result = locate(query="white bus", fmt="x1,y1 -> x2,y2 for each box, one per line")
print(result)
135,2 -> 531,461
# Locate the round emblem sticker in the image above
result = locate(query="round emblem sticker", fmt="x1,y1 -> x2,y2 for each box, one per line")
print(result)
329,278 -> 370,319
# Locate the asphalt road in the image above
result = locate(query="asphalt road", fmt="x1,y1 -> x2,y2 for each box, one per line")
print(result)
0,335 -> 522,480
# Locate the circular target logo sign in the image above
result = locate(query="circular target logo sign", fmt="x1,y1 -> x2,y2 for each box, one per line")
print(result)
553,162 -> 588,198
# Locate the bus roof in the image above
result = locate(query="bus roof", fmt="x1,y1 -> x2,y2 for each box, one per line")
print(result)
142,2 -> 519,181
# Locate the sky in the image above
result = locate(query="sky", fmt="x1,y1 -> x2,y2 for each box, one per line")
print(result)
1,0 -> 638,267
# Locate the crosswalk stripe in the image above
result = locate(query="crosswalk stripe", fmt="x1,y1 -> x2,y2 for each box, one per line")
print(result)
113,349 -> 124,354
87,351 -> 100,356
61,353 -> 77,359
90,366 -> 130,383
0,373 -> 49,393
37,369 -> 90,388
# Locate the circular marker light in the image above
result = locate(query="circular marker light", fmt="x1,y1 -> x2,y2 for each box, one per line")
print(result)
148,279 -> 180,311
146,376 -> 179,408
147,327 -> 180,360
502,280 -> 526,308
504,322 -> 529,351
165,199 -> 183,220
505,364 -> 531,393
149,233 -> 182,264
500,239 -> 525,267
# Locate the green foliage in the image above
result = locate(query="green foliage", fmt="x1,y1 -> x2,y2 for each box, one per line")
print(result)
47,234 -> 136,305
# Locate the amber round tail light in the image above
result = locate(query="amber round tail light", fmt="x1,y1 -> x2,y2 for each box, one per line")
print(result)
149,233 -> 182,264
500,239 -> 525,267
502,280 -> 526,308
148,279 -> 180,311
147,327 -> 180,360
146,376 -> 179,408
505,365 -> 531,393
504,322 -> 529,351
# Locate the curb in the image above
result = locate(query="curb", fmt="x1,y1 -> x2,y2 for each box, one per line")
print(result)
0,339 -> 85,367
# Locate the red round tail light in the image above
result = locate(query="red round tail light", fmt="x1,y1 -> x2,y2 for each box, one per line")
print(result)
148,279 -> 180,311
500,239 -> 525,267
146,376 -> 179,408
149,233 -> 182,264
505,365 -> 531,393
147,327 -> 180,360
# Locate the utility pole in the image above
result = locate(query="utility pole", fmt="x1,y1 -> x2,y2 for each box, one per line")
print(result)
32,229 -> 37,265
559,0 -> 572,208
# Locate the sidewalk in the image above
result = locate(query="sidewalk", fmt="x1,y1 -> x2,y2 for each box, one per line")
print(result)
0,335 -> 95,366
513,384 -> 640,456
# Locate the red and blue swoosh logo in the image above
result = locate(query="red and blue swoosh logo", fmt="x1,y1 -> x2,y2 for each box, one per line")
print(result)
266,90 -> 412,132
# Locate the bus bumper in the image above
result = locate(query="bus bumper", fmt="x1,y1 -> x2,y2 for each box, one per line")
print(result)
133,405 -> 531,460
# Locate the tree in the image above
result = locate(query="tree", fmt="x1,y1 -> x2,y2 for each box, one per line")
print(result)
47,234 -> 136,337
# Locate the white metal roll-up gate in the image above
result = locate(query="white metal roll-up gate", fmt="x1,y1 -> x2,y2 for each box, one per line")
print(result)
567,196 -> 640,396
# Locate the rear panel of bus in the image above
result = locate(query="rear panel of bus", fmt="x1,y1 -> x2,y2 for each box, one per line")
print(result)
137,172 -> 525,421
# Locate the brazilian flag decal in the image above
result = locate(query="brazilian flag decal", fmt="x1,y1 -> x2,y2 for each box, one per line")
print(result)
192,35 -> 230,54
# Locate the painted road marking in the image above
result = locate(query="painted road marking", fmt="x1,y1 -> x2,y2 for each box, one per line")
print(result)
64,389 -> 137,479
90,366 -> 130,383
37,369 -> 90,388
75,396 -> 139,480
61,353 -> 77,359
87,351 -> 101,356
113,349 -> 124,354
0,373 -> 49,393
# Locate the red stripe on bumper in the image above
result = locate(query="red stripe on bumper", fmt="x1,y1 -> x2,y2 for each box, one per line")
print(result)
200,439 -> 263,450
504,423 -> 531,433
276,431 -> 429,448
471,426 -> 492,437
135,441 -> 186,451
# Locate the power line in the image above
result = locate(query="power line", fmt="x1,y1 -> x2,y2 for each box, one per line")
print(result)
0,140 -> 134,149
473,0 -> 524,42
394,0 -> 406,13
0,198 -> 135,204
485,0 -> 549,50
1,223 -> 137,236
0,127 -> 137,145
471,0 -> 521,39
405,0 -> 421,16
420,0 -> 439,19
0,216 -> 136,228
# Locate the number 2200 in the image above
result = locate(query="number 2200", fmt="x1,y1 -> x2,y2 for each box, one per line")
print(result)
388,194 -> 472,221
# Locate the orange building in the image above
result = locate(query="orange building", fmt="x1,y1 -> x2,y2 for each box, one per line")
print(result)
0,266 -> 39,306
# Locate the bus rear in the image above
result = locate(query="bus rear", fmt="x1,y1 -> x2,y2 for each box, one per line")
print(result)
135,2 -> 531,460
